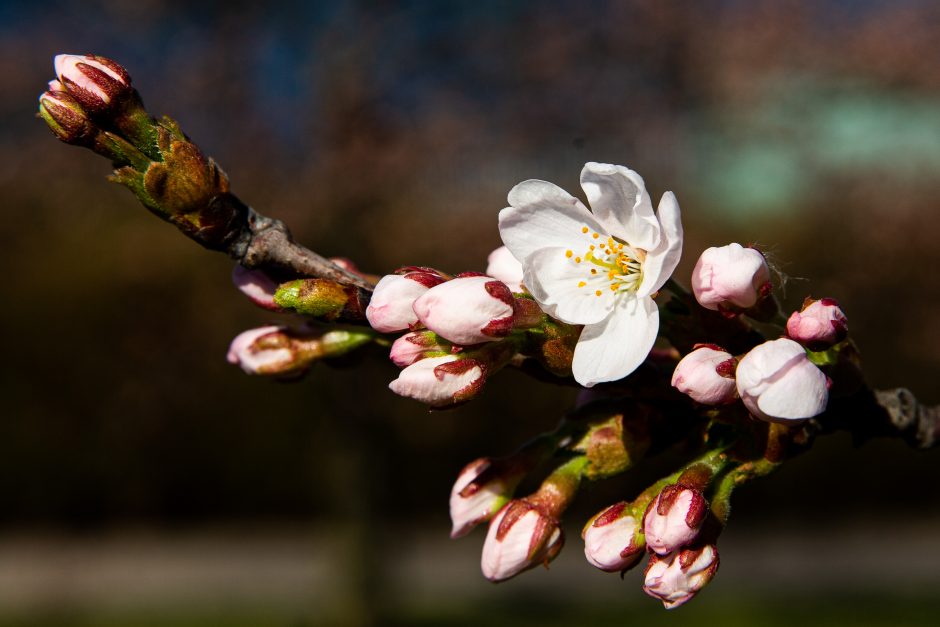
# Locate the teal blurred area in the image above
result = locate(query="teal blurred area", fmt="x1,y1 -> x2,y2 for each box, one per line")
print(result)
1,0 -> 939,623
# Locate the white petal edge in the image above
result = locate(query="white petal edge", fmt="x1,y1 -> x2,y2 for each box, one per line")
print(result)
523,246 -> 615,325
756,360 -> 829,421
580,162 -> 660,252
571,296 -> 659,387
637,191 -> 683,298
499,179 -> 605,263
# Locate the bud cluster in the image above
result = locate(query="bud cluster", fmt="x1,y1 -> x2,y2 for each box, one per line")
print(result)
365,255 -> 551,408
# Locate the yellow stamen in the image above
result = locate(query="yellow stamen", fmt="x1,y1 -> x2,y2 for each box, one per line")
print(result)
575,257 -> 581,263
565,250 -> 573,258
595,290 -> 602,297
592,233 -> 599,239
578,281 -> 586,288
581,226 -> 589,233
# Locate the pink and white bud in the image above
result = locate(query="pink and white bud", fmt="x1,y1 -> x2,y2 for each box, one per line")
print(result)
644,544 -> 719,609
486,246 -> 524,290
691,243 -> 771,314
582,502 -> 644,572
226,326 -> 297,375
366,271 -> 445,333
450,458 -> 522,539
643,485 -> 709,555
412,276 -> 515,345
481,500 -> 564,582
736,337 -> 829,423
671,345 -> 737,405
389,331 -> 451,367
54,53 -> 132,113
231,265 -> 282,311
388,354 -> 484,407
786,298 -> 848,351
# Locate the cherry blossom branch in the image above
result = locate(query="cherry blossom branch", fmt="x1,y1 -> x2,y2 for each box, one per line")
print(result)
38,55 -> 373,292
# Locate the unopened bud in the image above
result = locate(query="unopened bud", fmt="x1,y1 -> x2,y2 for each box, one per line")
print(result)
450,458 -> 524,538
413,276 -> 515,345
736,337 -> 829,423
54,53 -> 132,114
786,297 -> 848,351
388,354 -> 484,407
582,502 -> 644,572
691,243 -> 771,315
486,246 -> 524,290
38,88 -> 96,145
389,330 -> 451,367
274,278 -> 367,323
480,500 -> 563,582
227,326 -> 371,376
643,485 -> 709,555
366,271 -> 446,333
644,544 -> 719,609
671,345 -> 737,405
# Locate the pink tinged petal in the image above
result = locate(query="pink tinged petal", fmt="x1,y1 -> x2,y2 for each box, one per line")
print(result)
412,276 -> 514,345
388,355 -> 484,407
481,505 -> 563,582
366,274 -> 432,333
736,338 -> 829,422
643,487 -> 707,555
522,246 -> 614,325
450,459 -> 511,538
226,326 -> 291,374
786,298 -> 848,350
486,246 -> 525,289
691,243 -> 770,311
231,265 -> 281,311
571,296 -> 659,387
644,545 -> 719,609
499,179 -> 605,263
637,191 -> 683,298
582,503 -> 643,572
579,162 -> 660,251
671,346 -> 738,405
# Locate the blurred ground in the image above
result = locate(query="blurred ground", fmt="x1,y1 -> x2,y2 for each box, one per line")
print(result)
1,0 -> 939,624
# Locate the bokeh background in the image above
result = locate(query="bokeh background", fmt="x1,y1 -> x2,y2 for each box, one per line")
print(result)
1,1 -> 939,625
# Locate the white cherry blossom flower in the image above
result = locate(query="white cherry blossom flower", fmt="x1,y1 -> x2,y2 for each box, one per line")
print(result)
498,162 -> 682,386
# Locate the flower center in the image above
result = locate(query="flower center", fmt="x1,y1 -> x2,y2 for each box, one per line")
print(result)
566,227 -> 644,297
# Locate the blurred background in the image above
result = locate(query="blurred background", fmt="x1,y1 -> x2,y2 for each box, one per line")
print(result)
1,0 -> 939,625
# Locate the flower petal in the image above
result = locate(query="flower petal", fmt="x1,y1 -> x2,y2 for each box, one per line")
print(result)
499,180 -> 604,262
572,296 -> 659,387
523,246 -> 614,325
637,191 -> 683,297
580,162 -> 660,251
756,358 -> 829,421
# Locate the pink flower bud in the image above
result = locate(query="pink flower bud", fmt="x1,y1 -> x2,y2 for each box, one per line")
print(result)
643,544 -> 719,609
54,53 -> 132,113
582,502 -> 644,572
226,326 -> 298,375
389,331 -> 451,367
388,354 -> 484,407
366,271 -> 445,333
480,500 -> 564,582
736,337 -> 829,423
643,485 -> 708,555
231,265 -> 282,311
450,458 -> 522,539
412,276 -> 515,345
691,243 -> 771,314
486,246 -> 524,290
38,88 -> 96,145
786,298 -> 848,351
671,345 -> 737,405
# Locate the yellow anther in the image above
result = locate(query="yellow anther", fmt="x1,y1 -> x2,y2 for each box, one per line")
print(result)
589,245 -> 595,251
595,290 -> 602,297
592,233 -> 600,239
590,268 -> 597,274
610,284 -> 618,291
575,257 -> 581,263
565,250 -> 573,258
578,281 -> 586,288
581,226 -> 589,233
